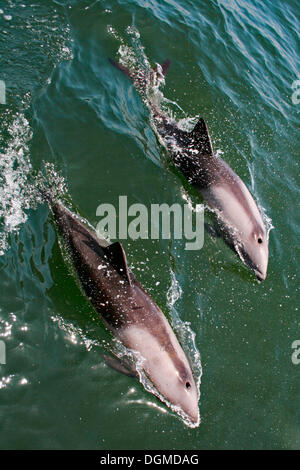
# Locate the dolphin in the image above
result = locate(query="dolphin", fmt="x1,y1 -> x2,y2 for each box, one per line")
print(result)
109,58 -> 269,281
51,201 -> 199,424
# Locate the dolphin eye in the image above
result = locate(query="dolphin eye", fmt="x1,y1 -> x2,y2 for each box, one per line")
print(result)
186,382 -> 191,389
257,237 -> 263,244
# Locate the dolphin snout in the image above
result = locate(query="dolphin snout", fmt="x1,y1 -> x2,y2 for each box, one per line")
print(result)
254,268 -> 267,282
237,243 -> 268,282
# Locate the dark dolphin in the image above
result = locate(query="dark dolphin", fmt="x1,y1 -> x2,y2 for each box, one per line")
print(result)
51,201 -> 199,424
110,59 -> 269,281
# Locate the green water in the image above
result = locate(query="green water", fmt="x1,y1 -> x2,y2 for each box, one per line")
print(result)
0,0 -> 299,450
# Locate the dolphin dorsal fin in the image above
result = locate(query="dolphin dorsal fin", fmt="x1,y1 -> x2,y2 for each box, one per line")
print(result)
190,118 -> 214,156
103,242 -> 132,285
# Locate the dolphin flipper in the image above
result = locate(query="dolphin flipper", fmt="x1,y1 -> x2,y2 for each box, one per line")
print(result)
108,58 -> 132,78
204,222 -> 222,239
103,354 -> 137,378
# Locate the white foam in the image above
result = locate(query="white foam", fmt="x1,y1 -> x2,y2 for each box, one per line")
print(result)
50,314 -> 104,352
167,270 -> 202,399
0,112 -> 32,255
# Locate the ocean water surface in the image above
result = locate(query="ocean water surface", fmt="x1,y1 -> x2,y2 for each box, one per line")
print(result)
0,0 -> 299,449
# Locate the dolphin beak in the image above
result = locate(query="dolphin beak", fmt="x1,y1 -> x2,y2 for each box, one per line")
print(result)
254,270 -> 266,282
253,264 -> 267,282
190,410 -> 200,425
236,245 -> 268,282
183,398 -> 200,426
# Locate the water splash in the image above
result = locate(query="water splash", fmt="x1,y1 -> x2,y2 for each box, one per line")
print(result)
32,162 -> 68,207
0,155 -> 69,256
50,314 -> 106,352
0,110 -> 32,255
166,270 -> 202,424
108,25 -> 186,121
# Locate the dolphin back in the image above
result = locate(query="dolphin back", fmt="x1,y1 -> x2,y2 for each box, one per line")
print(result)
51,202 -> 134,327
